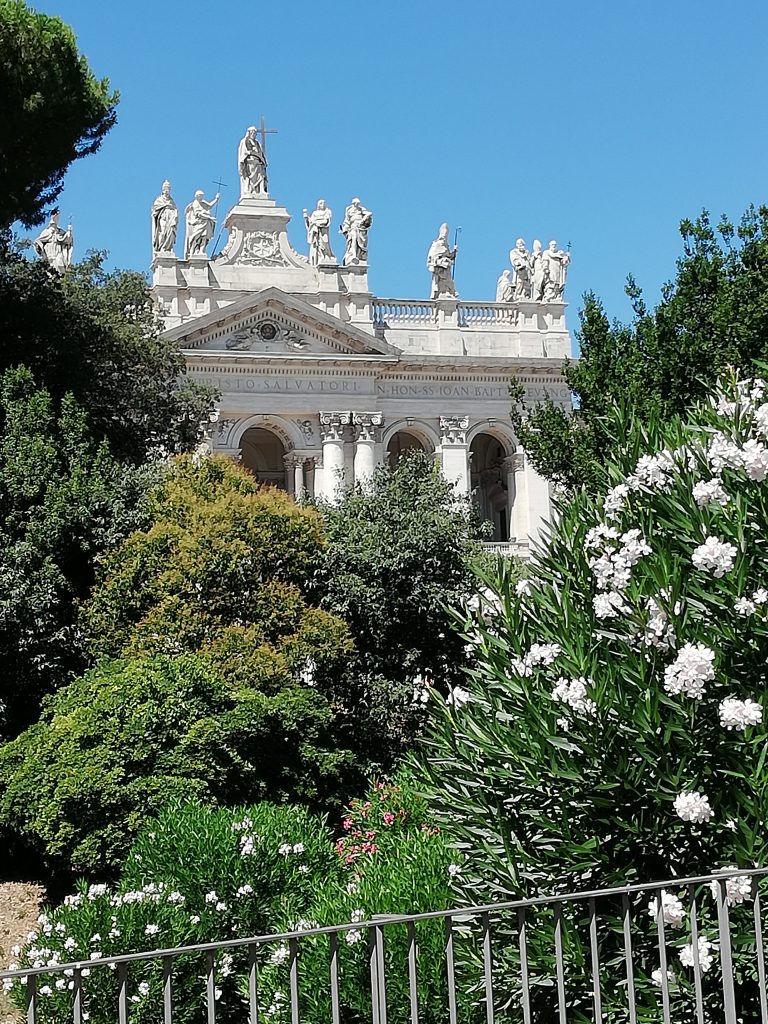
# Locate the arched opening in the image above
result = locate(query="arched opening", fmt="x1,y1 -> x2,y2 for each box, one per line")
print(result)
470,432 -> 509,541
240,427 -> 287,489
387,430 -> 427,468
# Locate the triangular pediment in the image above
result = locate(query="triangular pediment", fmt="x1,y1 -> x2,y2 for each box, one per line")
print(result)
164,288 -> 398,359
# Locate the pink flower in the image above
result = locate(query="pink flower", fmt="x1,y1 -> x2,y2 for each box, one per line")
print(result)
383,812 -> 395,825
342,818 -> 353,831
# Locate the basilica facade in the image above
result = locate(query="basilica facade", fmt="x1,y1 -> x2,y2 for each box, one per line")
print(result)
150,127 -> 573,556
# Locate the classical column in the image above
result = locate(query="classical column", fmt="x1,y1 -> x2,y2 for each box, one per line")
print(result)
352,413 -> 383,492
319,412 -> 351,503
438,416 -> 470,495
502,452 -> 525,540
283,454 -> 305,499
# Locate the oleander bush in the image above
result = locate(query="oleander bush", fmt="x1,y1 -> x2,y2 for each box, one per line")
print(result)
419,371 -> 768,1021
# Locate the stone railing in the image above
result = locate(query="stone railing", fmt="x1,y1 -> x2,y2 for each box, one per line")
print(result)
481,539 -> 530,559
372,298 -> 520,328
371,299 -> 437,325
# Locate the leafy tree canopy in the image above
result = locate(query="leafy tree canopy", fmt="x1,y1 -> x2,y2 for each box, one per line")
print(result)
0,366 -> 154,735
318,451 -> 501,767
0,0 -> 117,228
513,206 -> 768,491
0,655 -> 356,876
0,244 -> 215,461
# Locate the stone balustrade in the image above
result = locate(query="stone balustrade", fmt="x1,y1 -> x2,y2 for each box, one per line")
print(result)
372,298 -> 557,329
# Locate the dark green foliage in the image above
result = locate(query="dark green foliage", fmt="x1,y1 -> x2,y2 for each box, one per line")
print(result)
0,0 -> 117,228
0,366 -> 154,734
0,656 -> 356,876
0,243 -> 215,461
319,451 -> 497,768
513,207 -> 768,490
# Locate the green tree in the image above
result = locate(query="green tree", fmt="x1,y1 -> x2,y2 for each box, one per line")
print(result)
319,451 -> 497,768
0,365 -> 154,735
0,0 -> 117,228
0,655 -> 356,876
0,243 -> 215,461
513,206 -> 768,490
420,371 -> 768,1020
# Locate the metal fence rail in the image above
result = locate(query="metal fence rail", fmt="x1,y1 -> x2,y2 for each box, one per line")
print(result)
2,868 -> 766,1024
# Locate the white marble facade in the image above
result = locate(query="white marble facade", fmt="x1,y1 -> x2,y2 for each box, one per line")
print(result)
151,128 -> 572,556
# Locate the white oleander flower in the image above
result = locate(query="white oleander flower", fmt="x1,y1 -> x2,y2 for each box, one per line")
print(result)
651,967 -> 675,987
551,677 -> 596,716
593,591 -> 626,619
144,924 -> 159,936
741,438 -> 768,481
754,402 -> 768,436
674,791 -> 714,824
734,597 -> 756,616
292,843 -> 304,855
709,870 -> 752,906
345,929 -> 363,945
692,536 -> 737,577
446,686 -> 470,707
514,578 -> 532,597
707,433 -> 744,473
39,986 -> 52,997
190,915 -> 201,924
679,936 -> 714,973
693,478 -> 729,507
511,642 -> 562,676
237,884 -> 254,896
718,697 -> 763,731
603,483 -> 630,519
663,643 -> 715,699
448,863 -> 462,877
753,588 -> 768,604
138,982 -> 150,997
167,890 -> 185,904
204,891 -> 219,904
278,843 -> 292,856
643,597 -> 676,650
269,943 -> 289,966
647,892 -> 685,928
584,523 -> 620,550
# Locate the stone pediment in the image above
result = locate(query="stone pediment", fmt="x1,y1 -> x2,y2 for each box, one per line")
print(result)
164,287 -> 399,359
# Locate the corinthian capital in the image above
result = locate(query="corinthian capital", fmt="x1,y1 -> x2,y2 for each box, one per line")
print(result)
352,412 -> 384,442
439,415 -> 469,446
319,412 -> 352,442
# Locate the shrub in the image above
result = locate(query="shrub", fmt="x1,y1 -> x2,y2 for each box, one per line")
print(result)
419,372 -> 768,1019
0,656 -> 357,875
7,781 -> 459,1024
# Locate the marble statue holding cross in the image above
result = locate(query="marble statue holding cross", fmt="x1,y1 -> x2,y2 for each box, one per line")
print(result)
237,117 -> 277,198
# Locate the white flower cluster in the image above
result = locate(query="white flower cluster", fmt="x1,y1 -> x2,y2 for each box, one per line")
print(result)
673,791 -> 714,824
647,891 -> 685,928
709,870 -> 752,906
628,449 -> 679,491
346,908 -> 366,945
643,596 -> 676,650
691,536 -> 738,577
446,686 -> 471,707
514,578 -> 532,597
278,842 -> 305,857
718,697 -> 763,732
603,482 -> 631,520
734,588 -> 768,616
585,526 -> 651,598
692,478 -> 729,507
663,643 -> 715,699
204,890 -> 228,912
679,935 -> 714,973
651,967 -> 675,988
551,677 -> 596,716
511,642 -> 561,677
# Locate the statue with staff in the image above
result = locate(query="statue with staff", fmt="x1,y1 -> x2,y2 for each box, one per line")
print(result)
427,222 -> 458,298
33,210 -> 73,272
237,116 -> 277,198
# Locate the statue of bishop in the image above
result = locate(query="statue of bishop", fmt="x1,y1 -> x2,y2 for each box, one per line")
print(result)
33,210 -> 73,272
427,223 -> 458,299
151,180 -> 178,254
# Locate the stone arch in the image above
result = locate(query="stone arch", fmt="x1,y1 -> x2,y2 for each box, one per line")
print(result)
239,425 -> 289,489
467,424 -> 518,542
382,419 -> 440,467
230,413 -> 303,453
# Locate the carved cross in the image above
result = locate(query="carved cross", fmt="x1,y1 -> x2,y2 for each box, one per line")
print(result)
257,114 -> 278,161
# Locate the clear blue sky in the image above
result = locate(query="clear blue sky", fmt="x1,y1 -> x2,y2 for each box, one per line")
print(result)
34,0 -> 768,327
